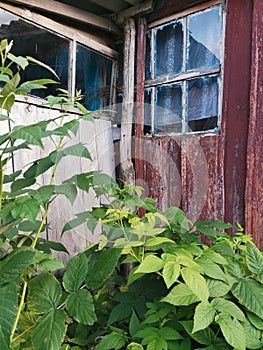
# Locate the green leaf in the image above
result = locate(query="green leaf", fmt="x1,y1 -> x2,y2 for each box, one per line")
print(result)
163,261 -> 180,288
29,185 -> 55,206
62,212 -> 90,235
36,238 -> 68,254
28,273 -> 62,313
11,124 -> 46,148
50,143 -> 92,163
96,332 -> 126,350
136,327 -> 159,339
27,56 -> 59,79
196,261 -> 227,282
0,282 -> 17,350
199,251 -> 228,266
216,314 -> 245,350
181,267 -> 209,302
159,327 -> 183,340
55,184 -> 77,205
32,309 -> 67,350
10,177 -> 36,193
246,242 -> 263,280
207,278 -> 232,297
211,298 -> 245,321
232,278 -> 263,319
145,237 -> 175,247
0,73 -> 20,112
181,321 -> 217,346
129,310 -> 141,338
127,266 -> 144,285
246,311 -> 263,330
135,255 -> 164,274
24,156 -> 55,178
176,255 -> 202,271
0,247 -> 36,283
7,53 -> 28,69
63,254 -> 88,293
147,338 -> 167,350
86,248 -> 121,289
11,197 -> 40,222
3,170 -> 22,184
242,318 -> 263,349
66,289 -> 96,325
0,74 -> 10,83
127,343 -> 144,350
35,253 -> 64,271
193,301 -> 216,333
162,284 -> 200,306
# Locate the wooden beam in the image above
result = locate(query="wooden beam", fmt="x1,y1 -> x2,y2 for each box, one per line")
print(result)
120,18 -> 136,186
135,18 -> 147,197
113,0 -> 154,26
0,2 -> 118,58
87,0 -> 127,13
4,0 -> 122,35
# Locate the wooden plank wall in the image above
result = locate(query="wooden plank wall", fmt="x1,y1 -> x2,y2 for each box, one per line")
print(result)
135,0 -> 262,245
9,98 -> 115,261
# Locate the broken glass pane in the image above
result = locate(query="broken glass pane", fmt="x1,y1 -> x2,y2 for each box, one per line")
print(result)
187,75 -> 219,132
156,83 -> 182,133
0,8 -> 69,98
187,6 -> 222,70
156,20 -> 183,77
76,44 -> 113,111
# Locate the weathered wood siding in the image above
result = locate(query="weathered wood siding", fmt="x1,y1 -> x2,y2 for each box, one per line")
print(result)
133,0 -> 263,246
246,0 -> 263,247
9,97 -> 115,260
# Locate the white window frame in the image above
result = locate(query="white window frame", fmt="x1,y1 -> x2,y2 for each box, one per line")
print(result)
145,0 -> 226,135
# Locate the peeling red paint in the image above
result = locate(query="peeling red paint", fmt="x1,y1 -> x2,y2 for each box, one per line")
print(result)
135,0 -> 259,242
246,0 -> 263,248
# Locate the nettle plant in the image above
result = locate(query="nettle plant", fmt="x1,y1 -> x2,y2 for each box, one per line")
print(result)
1,38 -> 263,350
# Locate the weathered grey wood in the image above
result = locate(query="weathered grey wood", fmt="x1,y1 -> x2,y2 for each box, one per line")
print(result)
113,0 -> 154,26
0,2 -> 118,58
3,0 -> 121,35
9,98 -> 115,261
120,18 -> 135,186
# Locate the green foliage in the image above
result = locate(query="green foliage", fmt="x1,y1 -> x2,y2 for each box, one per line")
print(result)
1,38 -> 263,350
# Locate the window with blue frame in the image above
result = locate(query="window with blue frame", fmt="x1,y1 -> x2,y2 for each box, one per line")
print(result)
145,3 -> 224,134
0,7 -> 114,110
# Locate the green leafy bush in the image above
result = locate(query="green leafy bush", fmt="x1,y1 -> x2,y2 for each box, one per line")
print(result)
1,39 -> 263,350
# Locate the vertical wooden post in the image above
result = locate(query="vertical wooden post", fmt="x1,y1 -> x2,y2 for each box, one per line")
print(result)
246,0 -> 263,248
135,18 -> 147,190
120,18 -> 136,185
222,0 -> 253,227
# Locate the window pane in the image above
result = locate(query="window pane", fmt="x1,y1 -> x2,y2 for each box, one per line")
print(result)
156,20 -> 183,77
76,44 -> 113,110
144,88 -> 152,133
187,6 -> 221,70
187,75 -> 219,132
145,32 -> 152,80
0,9 -> 69,97
156,84 -> 182,133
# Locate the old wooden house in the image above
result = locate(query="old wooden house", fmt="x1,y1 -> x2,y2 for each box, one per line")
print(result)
0,0 -> 262,252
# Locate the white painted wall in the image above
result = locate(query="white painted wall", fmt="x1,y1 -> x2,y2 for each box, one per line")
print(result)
9,97 -> 115,261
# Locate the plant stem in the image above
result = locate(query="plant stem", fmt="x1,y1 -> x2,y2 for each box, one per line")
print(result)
0,157 -> 3,213
10,281 -> 28,342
